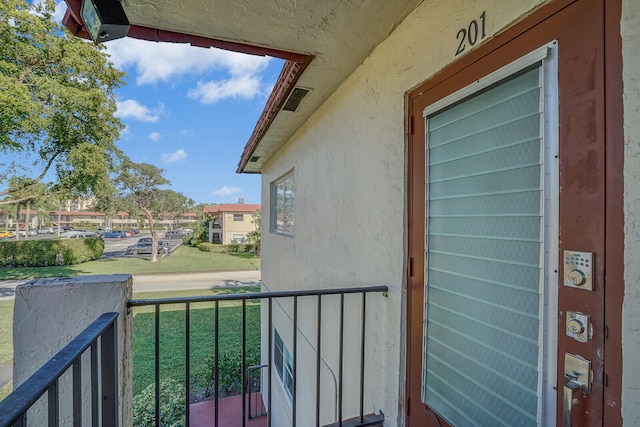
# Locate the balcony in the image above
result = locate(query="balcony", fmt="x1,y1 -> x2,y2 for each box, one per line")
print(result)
0,275 -> 387,427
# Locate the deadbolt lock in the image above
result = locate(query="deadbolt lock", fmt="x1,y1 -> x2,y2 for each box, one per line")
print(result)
566,311 -> 590,342
563,250 -> 594,291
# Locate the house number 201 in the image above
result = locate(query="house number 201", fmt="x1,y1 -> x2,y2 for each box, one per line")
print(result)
455,11 -> 487,56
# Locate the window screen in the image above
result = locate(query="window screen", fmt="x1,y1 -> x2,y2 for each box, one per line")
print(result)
422,66 -> 544,426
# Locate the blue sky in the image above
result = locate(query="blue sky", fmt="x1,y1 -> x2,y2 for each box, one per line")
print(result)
59,2 -> 283,206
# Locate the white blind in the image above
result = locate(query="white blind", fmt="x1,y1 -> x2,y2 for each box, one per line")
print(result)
422,67 -> 544,427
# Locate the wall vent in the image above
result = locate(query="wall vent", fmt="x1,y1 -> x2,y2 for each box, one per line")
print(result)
282,87 -> 311,112
249,156 -> 261,163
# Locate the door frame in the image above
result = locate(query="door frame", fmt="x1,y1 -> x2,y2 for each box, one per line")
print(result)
405,0 -> 624,425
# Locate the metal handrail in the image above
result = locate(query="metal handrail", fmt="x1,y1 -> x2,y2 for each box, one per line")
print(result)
127,285 -> 389,306
0,312 -> 119,427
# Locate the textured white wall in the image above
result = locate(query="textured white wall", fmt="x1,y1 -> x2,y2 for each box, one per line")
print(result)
622,0 -> 640,423
13,275 -> 133,426
260,1 -> 547,425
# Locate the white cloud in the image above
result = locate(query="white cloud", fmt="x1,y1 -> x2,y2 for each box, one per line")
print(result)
106,38 -> 270,84
115,99 -> 163,122
104,38 -> 272,104
149,132 -> 161,142
212,186 -> 241,197
162,149 -> 188,163
188,75 -> 261,104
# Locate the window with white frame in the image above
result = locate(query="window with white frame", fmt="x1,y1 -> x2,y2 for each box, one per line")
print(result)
274,329 -> 293,401
271,171 -> 295,235
233,213 -> 244,221
422,45 -> 558,426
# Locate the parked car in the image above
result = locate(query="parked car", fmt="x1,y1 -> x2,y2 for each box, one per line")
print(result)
137,237 -> 171,248
165,229 -> 192,238
102,230 -> 127,238
37,227 -> 54,234
62,225 -> 73,231
18,229 -> 38,237
126,242 -> 168,255
130,227 -> 139,234
61,230 -> 97,238
0,230 -> 14,238
96,227 -> 112,235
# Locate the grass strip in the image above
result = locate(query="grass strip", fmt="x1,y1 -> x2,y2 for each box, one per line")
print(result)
0,300 -> 14,365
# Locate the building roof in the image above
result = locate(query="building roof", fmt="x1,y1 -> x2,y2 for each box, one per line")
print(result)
62,0 -> 421,174
203,204 -> 261,214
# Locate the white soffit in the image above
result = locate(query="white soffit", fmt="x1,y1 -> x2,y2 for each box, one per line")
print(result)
119,0 -> 423,172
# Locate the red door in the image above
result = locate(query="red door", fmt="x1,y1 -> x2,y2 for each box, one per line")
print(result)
406,1 -> 621,425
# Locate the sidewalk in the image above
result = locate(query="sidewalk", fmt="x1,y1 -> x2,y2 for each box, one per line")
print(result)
0,270 -> 262,300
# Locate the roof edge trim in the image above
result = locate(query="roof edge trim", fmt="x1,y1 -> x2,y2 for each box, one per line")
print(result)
236,54 -> 314,174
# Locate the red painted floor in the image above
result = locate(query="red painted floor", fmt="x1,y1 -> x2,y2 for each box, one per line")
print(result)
189,394 -> 267,427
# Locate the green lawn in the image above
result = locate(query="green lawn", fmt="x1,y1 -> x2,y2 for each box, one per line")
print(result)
0,245 -> 260,280
0,300 -> 13,365
132,287 -> 262,397
0,287 -> 262,404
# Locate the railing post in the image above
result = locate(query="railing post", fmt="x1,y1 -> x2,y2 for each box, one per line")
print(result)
242,300 -> 247,427
185,302 -> 191,427
292,296 -> 298,427
316,295 -> 322,427
338,293 -> 344,427
154,304 -> 160,427
72,359 -> 81,427
101,320 -> 118,427
91,342 -> 98,426
215,300 -> 220,427
48,381 -> 58,427
360,292 -> 367,424
268,298 -> 273,427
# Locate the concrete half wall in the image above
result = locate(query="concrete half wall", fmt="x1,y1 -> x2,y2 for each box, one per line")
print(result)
13,275 -> 133,426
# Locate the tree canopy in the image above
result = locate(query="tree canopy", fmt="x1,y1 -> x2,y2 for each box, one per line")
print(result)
115,162 -> 193,262
0,0 -> 125,205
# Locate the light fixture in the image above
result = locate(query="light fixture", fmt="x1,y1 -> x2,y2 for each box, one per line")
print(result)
81,0 -> 130,43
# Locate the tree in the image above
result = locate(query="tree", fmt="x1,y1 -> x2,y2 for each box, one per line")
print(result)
0,0 -> 125,206
7,179 -> 48,239
246,209 -> 261,257
155,190 -> 190,230
114,162 -> 190,262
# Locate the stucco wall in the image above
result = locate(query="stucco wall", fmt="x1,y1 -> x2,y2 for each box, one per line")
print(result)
13,275 -> 133,426
260,1 -> 547,425
622,0 -> 640,424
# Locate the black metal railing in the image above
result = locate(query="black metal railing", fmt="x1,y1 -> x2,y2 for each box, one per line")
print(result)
247,363 -> 267,419
128,285 -> 388,427
0,312 -> 119,427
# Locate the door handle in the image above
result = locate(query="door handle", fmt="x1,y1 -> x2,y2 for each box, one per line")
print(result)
563,354 -> 591,427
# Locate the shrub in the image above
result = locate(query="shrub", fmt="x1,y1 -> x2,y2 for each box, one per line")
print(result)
195,243 -> 256,254
0,237 -> 104,267
203,351 -> 260,397
196,242 -> 225,253
132,377 -> 185,427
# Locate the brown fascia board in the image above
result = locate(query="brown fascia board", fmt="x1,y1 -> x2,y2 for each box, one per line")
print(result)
236,54 -> 314,174
63,0 -> 314,176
